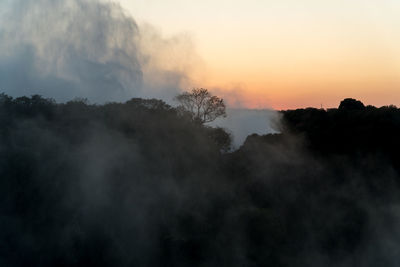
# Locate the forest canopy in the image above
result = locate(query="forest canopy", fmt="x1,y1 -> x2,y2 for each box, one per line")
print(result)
1,94 -> 400,267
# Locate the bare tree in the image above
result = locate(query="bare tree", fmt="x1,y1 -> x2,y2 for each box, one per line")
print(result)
175,88 -> 226,124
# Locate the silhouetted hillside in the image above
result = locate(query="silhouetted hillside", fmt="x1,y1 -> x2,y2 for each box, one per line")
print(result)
2,95 -> 400,267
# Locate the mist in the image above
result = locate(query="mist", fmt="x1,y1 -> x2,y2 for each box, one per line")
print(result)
2,95 -> 400,266
2,0 -> 400,266
0,0 -> 282,144
210,108 -> 280,148
0,0 -> 198,103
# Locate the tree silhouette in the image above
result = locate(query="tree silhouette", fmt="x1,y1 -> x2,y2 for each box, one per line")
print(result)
339,98 -> 365,110
175,88 -> 226,124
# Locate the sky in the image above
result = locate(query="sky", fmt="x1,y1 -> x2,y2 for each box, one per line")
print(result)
118,0 -> 400,109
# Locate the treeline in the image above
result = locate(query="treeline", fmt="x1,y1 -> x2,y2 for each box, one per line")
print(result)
1,95 -> 400,266
282,98 -> 400,160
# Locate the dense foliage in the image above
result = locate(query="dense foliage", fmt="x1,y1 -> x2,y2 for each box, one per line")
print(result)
1,95 -> 400,266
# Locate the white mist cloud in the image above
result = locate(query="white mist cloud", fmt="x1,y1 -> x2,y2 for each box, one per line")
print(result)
0,0 -> 198,103
210,108 -> 281,148
0,0 -> 282,144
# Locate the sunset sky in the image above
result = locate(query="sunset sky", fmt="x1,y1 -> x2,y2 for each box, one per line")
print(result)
118,0 -> 400,109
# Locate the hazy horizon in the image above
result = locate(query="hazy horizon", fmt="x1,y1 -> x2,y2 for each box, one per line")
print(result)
118,0 -> 400,109
0,0 -> 399,109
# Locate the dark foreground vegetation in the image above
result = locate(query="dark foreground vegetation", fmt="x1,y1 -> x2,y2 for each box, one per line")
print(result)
1,95 -> 400,266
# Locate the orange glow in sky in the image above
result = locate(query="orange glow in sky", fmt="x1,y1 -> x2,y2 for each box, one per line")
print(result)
118,0 -> 400,109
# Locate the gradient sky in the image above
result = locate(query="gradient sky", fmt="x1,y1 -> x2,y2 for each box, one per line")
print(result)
118,0 -> 400,109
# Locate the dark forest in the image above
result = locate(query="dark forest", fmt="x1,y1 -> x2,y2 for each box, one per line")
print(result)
1,94 -> 400,266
